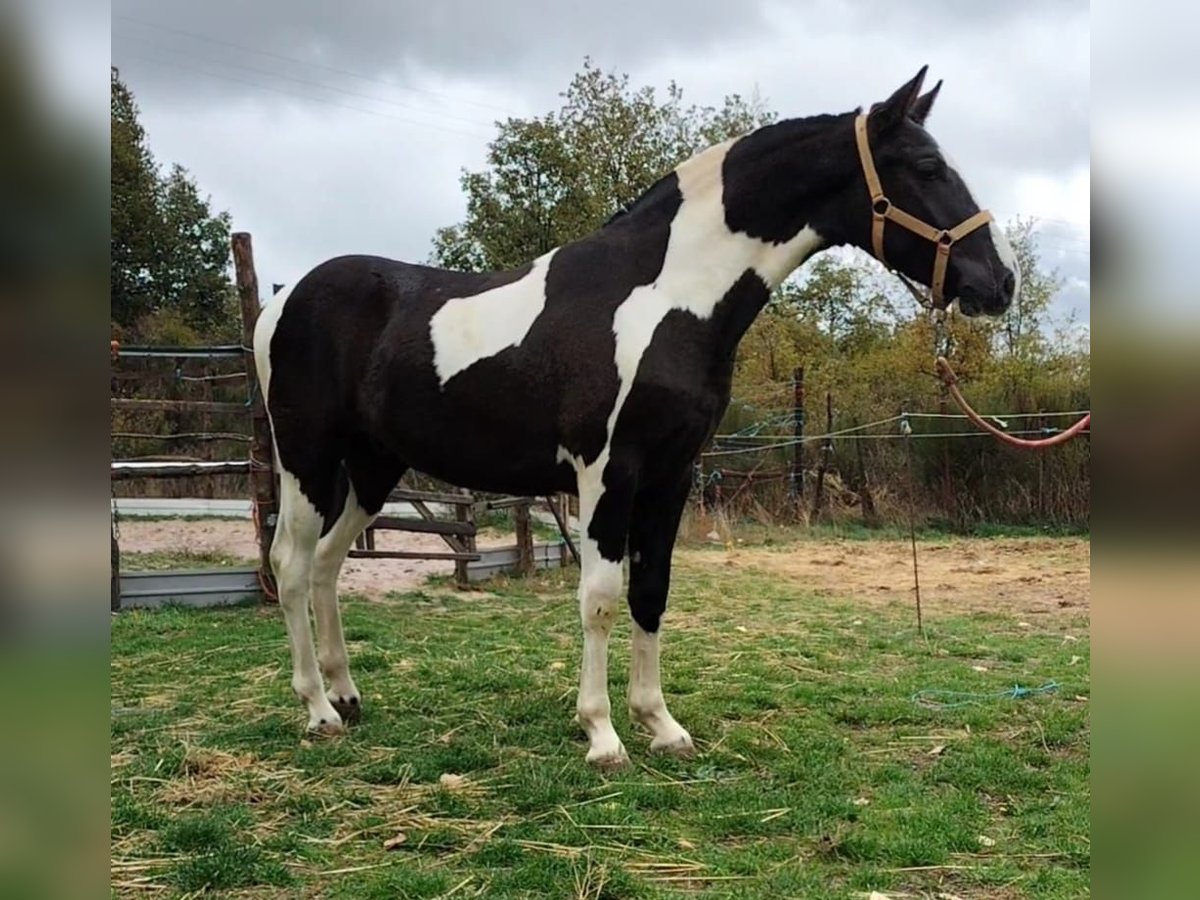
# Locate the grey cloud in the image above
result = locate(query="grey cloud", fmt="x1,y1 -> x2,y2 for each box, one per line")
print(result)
112,0 -> 768,103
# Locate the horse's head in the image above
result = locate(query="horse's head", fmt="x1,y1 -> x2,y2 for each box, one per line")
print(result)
840,67 -> 1020,317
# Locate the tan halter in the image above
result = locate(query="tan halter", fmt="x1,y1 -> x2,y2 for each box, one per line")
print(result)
853,114 -> 993,308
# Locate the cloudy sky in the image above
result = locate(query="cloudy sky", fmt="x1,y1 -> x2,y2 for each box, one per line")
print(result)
104,0 -> 1088,324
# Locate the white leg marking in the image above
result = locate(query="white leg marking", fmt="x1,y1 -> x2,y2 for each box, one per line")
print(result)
629,624 -> 694,755
273,470 -> 342,734
311,484 -> 375,718
573,464 -> 628,768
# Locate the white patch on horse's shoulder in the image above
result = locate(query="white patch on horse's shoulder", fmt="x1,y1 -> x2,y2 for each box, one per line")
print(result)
429,250 -> 556,386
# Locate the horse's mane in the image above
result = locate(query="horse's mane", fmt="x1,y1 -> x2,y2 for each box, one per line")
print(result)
600,111 -> 858,228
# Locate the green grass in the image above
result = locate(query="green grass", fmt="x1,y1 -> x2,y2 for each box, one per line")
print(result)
119,549 -> 255,571
475,508 -> 563,543
111,541 -> 1089,898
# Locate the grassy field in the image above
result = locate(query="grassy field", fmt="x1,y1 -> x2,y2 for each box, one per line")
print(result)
110,534 -> 1090,899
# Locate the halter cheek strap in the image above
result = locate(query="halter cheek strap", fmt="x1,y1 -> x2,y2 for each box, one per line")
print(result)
854,114 -> 993,307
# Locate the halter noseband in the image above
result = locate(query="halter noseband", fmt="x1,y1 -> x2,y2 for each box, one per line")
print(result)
853,114 -> 993,308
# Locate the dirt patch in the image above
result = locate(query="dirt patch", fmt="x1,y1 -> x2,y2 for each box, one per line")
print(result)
115,518 -> 511,598
118,519 -> 1089,621
695,537 -> 1090,622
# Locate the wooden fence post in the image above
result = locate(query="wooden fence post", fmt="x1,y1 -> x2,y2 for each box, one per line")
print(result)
514,500 -> 534,576
232,233 -> 279,603
455,490 -> 475,587
811,391 -> 832,520
791,366 -> 805,509
938,388 -> 954,520
1036,410 -> 1046,522
854,427 -> 877,526
111,518 -> 121,612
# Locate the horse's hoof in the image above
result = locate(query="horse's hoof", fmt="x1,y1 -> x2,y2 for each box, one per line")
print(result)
650,732 -> 696,758
330,695 -> 362,725
307,715 -> 346,737
586,744 -> 630,771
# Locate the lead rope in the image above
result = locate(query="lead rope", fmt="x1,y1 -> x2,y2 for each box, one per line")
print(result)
936,357 -> 1091,448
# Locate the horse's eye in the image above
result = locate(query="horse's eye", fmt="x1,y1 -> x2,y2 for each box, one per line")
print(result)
916,158 -> 945,180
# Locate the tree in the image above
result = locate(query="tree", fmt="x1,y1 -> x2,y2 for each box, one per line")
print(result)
111,68 -> 160,329
777,254 -> 900,348
431,59 -> 775,271
111,68 -> 234,338
997,217 -> 1062,359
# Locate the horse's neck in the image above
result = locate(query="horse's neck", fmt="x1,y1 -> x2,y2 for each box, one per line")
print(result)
644,140 -> 824,320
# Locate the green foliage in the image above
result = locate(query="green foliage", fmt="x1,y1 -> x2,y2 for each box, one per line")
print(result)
997,217 -> 1064,359
432,58 -> 774,271
111,68 -> 235,339
728,222 -> 1089,528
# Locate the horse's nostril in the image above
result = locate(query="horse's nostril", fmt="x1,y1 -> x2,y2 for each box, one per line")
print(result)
1002,270 -> 1016,297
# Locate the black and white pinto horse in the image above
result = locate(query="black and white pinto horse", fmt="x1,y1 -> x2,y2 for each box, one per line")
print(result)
254,68 -> 1018,768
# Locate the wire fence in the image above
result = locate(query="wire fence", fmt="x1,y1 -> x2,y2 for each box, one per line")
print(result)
692,401 -> 1091,529
702,409 -> 1091,458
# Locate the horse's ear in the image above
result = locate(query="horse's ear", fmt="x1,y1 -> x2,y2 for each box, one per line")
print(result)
909,79 -> 942,126
870,66 -> 928,133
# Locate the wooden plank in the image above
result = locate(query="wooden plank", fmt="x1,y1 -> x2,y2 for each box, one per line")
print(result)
112,398 -> 248,414
388,487 -> 475,506
347,549 -> 481,562
111,461 -> 251,480
114,344 -> 244,359
480,495 -> 530,511
112,431 -> 250,442
408,498 -> 469,553
369,516 -> 475,536
233,232 -> 279,603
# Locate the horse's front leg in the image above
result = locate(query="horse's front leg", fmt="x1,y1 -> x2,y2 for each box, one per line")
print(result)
573,460 -> 635,769
626,470 -> 694,756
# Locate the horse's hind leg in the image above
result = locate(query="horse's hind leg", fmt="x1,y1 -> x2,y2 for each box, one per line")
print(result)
272,467 -> 343,734
310,451 -> 406,724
